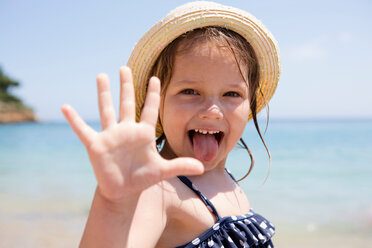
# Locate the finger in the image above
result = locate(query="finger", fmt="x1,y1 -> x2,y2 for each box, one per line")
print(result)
160,157 -> 204,179
97,73 -> 117,130
61,104 -> 96,147
140,76 -> 161,127
119,66 -> 135,122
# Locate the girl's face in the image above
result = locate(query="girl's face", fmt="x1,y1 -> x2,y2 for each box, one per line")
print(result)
159,41 -> 250,171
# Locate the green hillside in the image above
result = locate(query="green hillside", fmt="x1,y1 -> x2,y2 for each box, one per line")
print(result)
0,67 -> 36,123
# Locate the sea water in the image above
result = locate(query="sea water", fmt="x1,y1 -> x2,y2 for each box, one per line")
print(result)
230,120 -> 372,223
0,119 -> 371,242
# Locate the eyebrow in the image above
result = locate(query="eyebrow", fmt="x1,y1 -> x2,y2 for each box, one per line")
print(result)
172,79 -> 200,86
172,79 -> 248,89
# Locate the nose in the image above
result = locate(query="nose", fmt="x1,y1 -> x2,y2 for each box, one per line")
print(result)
198,100 -> 223,120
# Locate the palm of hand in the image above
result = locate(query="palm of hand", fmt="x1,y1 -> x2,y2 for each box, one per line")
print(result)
61,66 -> 203,202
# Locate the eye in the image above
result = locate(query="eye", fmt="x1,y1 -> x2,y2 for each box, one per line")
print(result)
224,91 -> 241,97
180,89 -> 198,95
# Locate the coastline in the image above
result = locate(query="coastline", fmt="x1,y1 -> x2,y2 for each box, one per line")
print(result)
0,101 -> 37,123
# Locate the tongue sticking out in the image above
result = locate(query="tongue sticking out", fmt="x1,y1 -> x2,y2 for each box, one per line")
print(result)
192,133 -> 219,162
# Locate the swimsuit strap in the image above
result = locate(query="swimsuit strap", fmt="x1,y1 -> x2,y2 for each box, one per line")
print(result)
225,168 -> 238,183
177,168 -> 238,220
177,176 -> 221,220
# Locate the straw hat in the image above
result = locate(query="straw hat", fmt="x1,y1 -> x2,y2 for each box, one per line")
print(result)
127,1 -> 281,138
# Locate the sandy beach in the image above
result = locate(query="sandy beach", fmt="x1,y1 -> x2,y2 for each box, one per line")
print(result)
1,211 -> 371,247
0,213 -> 84,248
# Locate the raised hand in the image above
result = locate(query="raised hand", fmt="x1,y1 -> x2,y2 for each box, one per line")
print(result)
61,66 -> 203,202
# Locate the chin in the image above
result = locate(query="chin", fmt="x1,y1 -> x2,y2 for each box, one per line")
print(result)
199,157 -> 226,172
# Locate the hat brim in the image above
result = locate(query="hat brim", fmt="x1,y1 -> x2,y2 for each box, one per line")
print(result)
127,1 -> 281,138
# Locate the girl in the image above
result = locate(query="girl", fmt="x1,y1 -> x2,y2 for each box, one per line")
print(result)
61,2 -> 280,247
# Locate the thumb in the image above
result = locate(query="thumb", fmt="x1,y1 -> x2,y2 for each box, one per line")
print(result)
160,157 -> 204,179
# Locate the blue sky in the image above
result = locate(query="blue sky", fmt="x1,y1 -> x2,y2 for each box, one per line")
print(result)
1,0 -> 371,121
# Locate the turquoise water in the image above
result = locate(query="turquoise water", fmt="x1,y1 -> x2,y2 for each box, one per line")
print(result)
1,119 -> 372,230
229,119 -> 372,229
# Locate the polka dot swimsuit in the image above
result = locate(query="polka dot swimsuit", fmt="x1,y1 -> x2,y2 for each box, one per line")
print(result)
175,171 -> 275,248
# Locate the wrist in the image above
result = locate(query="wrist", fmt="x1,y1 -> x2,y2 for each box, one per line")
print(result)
95,186 -> 140,214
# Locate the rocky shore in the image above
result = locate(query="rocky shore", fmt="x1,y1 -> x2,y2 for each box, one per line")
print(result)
0,101 -> 37,123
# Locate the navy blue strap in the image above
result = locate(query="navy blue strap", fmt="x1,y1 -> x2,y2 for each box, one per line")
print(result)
225,168 -> 238,183
177,176 -> 221,220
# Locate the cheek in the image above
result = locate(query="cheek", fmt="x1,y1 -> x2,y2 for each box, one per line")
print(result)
228,100 -> 250,121
159,96 -> 188,143
162,95 -> 195,121
240,99 -> 251,119
227,101 -> 250,139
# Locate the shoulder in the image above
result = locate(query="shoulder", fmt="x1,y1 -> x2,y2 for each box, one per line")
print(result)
127,179 -> 183,246
156,177 -> 210,217
134,177 -> 186,219
139,177 -> 198,213
153,177 -> 218,247
132,177 -> 205,236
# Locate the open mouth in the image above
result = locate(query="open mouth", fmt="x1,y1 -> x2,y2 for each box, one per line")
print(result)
188,129 -> 224,146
